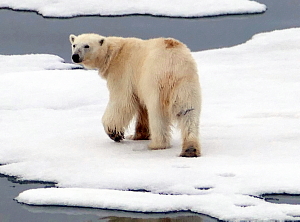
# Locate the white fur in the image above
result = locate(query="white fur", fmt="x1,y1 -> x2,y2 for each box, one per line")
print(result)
70,33 -> 201,157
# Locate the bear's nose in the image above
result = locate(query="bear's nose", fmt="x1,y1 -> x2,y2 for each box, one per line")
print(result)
72,54 -> 81,63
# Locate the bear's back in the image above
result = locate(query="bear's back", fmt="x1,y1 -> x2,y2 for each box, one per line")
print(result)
116,37 -> 189,53
142,38 -> 196,76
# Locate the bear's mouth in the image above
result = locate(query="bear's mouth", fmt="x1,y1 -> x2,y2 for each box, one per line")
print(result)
71,54 -> 82,63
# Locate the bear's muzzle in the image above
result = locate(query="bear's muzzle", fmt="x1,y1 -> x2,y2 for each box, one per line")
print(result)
72,54 -> 82,63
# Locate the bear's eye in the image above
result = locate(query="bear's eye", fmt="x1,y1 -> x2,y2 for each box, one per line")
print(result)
72,44 -> 76,48
84,45 -> 90,49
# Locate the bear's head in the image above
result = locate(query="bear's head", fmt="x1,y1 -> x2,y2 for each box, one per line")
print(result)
69,33 -> 107,69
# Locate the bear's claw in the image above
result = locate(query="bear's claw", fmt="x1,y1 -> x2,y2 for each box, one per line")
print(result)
108,130 -> 124,142
180,146 -> 200,157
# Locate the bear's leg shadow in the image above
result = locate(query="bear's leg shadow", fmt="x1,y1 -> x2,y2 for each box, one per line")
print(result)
102,101 -> 135,142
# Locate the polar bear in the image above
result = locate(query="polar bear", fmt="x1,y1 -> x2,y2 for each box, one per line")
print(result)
69,33 -> 201,157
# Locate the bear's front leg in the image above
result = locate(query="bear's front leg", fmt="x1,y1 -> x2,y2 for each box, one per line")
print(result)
106,127 -> 124,142
102,101 -> 135,143
103,117 -> 126,143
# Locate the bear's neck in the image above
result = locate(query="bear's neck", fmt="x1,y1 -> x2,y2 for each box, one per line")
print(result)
97,39 -> 125,79
96,54 -> 112,78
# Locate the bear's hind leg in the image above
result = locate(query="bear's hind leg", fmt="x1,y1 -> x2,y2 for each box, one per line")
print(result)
180,138 -> 201,157
147,105 -> 171,150
173,82 -> 201,157
177,108 -> 201,157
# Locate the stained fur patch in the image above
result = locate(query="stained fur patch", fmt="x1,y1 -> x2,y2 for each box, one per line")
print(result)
164,39 -> 180,49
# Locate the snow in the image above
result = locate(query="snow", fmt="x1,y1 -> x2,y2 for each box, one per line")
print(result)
0,0 -> 267,18
1,28 -> 300,221
0,54 -> 80,74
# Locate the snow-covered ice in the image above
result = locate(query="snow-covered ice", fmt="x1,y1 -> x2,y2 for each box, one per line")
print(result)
0,54 -> 79,74
1,28 -> 300,220
0,0 -> 266,18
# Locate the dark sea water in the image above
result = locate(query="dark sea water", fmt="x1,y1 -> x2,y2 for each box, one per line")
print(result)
0,0 -> 300,63
0,175 -> 218,221
0,0 -> 300,221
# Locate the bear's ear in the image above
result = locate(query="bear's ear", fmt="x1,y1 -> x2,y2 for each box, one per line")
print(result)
69,34 -> 77,44
99,39 -> 104,46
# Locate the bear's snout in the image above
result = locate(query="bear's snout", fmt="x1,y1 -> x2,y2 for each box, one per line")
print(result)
72,54 -> 82,63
